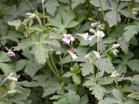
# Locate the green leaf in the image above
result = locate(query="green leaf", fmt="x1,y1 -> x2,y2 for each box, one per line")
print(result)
18,81 -> 40,87
43,78 -> 61,97
31,44 -> 48,65
116,63 -> 127,74
4,2 -> 30,20
112,89 -> 123,100
71,0 -> 86,9
104,11 -> 121,27
72,74 -> 81,85
63,72 -> 72,77
98,77 -> 114,85
80,95 -> 88,104
127,59 -> 139,72
95,58 -> 114,73
91,84 -> 106,100
0,63 -> 13,75
118,36 -> 129,53
1,31 -> 23,44
48,6 -> 79,32
89,0 -> 109,10
98,98 -> 117,104
81,63 -> 94,76
67,90 -> 80,104
0,100 -> 12,104
123,24 -> 139,42
14,39 -> 35,51
133,75 -> 139,83
45,0 -> 59,16
15,34 -> 55,65
15,59 -> 27,72
0,52 -> 11,63
25,61 -> 41,77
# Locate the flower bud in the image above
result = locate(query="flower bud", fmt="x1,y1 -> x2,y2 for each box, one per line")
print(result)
112,43 -> 120,49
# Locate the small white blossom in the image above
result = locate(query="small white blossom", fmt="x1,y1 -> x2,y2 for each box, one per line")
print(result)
67,50 -> 77,60
63,34 -> 75,44
82,33 -> 89,40
110,71 -> 119,77
112,43 -> 120,49
93,51 -> 101,59
88,35 -> 96,41
95,30 -> 105,38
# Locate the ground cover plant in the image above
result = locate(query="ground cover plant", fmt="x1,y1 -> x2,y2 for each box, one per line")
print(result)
0,0 -> 139,104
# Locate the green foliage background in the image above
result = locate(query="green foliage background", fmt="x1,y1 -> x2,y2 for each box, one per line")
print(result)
0,0 -> 139,104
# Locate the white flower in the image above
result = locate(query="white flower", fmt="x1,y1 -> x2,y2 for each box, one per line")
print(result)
82,33 -> 89,40
95,30 -> 105,38
63,34 -> 75,44
112,43 -> 120,49
110,71 -> 119,77
88,35 -> 96,41
67,50 -> 77,60
93,51 -> 101,59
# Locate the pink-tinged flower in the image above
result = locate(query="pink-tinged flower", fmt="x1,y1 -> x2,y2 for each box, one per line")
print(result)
67,48 -> 77,60
82,33 -> 89,40
62,34 -> 75,44
93,51 -> 100,59
7,49 -> 16,57
95,30 -> 105,38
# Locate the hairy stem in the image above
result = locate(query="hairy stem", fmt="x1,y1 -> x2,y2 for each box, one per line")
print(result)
47,53 -> 63,82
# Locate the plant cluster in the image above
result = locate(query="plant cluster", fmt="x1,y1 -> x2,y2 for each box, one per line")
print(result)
0,0 -> 139,104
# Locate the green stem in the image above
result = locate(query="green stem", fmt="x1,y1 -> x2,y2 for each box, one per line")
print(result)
127,1 -> 133,24
102,47 -> 113,56
59,55 -> 64,74
99,0 -> 104,21
97,36 -> 100,52
47,53 -> 63,82
42,1 -> 45,26
36,13 -> 43,28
